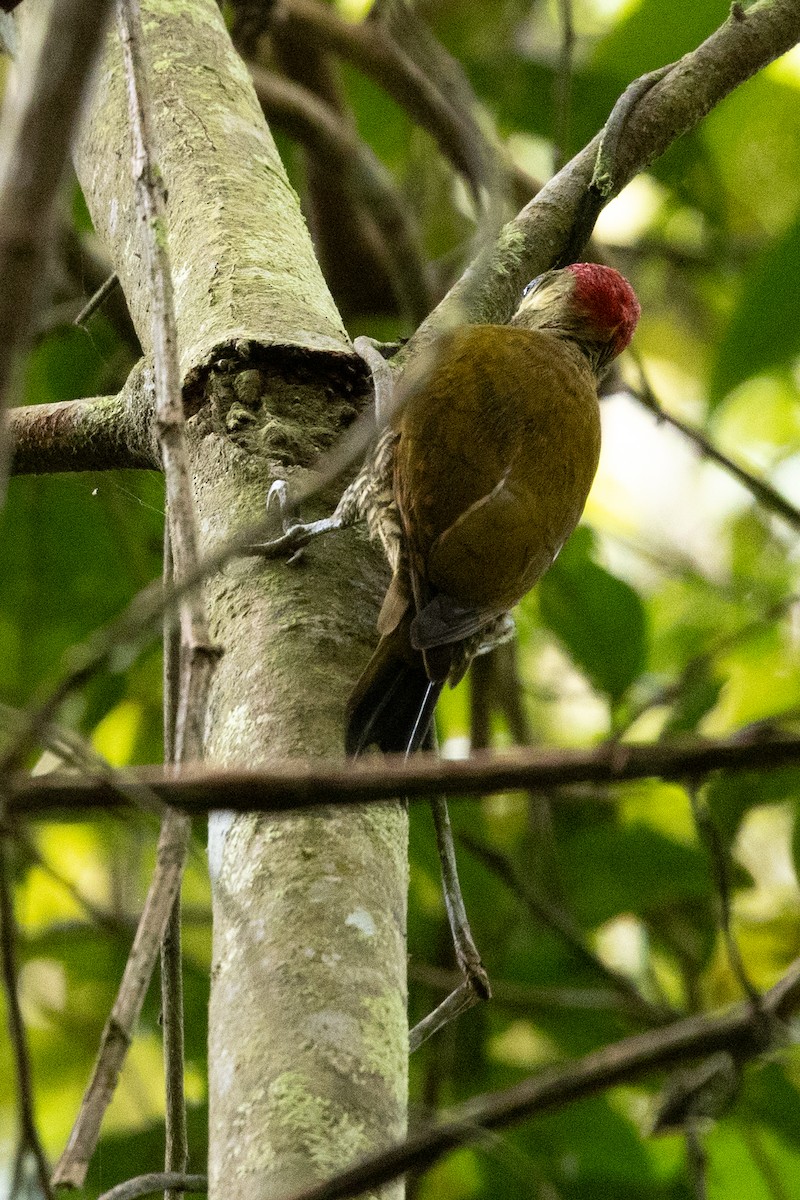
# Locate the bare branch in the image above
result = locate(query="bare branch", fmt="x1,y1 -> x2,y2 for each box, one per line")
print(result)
10,728 -> 800,819
53,0 -> 217,1183
97,1174 -> 207,1200
51,813 -> 191,1188
431,798 -> 490,996
9,367 -> 159,475
117,9 -> 213,1194
161,897 -> 189,1200
74,273 -> 122,328
161,532 -> 188,1200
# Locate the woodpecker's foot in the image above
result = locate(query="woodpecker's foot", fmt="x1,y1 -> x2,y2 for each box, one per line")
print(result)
250,480 -> 345,563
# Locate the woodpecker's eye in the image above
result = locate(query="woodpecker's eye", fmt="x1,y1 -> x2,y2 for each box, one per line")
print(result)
522,275 -> 543,299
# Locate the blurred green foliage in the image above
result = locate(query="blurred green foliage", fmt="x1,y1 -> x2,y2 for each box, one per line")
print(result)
4,0 -> 800,1198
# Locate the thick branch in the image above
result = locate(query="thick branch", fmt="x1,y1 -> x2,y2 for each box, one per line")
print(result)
9,729 -> 800,818
411,0 -> 800,346
9,366 -> 159,474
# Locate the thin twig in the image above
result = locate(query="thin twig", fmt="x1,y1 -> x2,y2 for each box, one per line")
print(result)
161,528 -> 188,1200
14,727 -> 800,819
74,272 -> 120,326
97,1174 -> 207,1200
51,814 -> 193,1188
431,799 -> 491,997
53,0 -> 216,1184
409,980 -> 481,1053
0,833 -> 54,1200
629,363 -> 800,536
161,898 -> 188,1200
119,5 -> 210,1189
687,781 -> 760,1005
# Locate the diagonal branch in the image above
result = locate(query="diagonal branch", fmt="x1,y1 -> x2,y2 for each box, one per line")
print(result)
276,955 -> 800,1200
408,0 -> 800,350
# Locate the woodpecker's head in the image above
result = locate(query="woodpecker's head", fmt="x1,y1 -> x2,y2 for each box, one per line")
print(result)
509,263 -> 640,374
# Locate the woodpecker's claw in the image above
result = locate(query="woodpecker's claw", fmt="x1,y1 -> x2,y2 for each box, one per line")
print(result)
266,479 -> 294,533
250,479 -> 347,562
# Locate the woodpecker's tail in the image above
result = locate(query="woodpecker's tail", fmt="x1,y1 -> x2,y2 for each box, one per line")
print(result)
346,616 -> 444,757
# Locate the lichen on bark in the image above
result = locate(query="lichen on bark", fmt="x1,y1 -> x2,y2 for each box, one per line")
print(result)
57,0 -> 411,1194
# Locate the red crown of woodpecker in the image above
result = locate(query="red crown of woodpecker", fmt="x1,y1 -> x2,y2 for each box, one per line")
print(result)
565,263 -> 640,358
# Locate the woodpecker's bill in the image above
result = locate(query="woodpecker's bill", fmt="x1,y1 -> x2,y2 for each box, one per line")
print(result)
344,263 -> 640,756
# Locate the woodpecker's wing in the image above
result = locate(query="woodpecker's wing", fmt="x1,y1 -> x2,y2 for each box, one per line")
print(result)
394,325 -> 600,617
376,573 -> 410,637
422,473 -> 560,616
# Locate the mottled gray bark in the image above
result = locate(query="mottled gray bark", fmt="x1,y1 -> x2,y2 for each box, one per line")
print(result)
59,0 -> 408,1193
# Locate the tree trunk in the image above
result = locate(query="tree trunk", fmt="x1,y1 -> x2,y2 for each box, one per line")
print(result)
64,0 -> 408,1193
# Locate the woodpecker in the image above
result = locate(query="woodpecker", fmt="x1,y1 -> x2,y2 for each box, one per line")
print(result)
343,263 -> 640,756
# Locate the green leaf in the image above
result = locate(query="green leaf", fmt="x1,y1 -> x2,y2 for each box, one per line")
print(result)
709,207 -> 800,404
590,0 -> 732,79
707,769 -> 800,850
557,822 -> 716,926
538,527 -> 648,702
